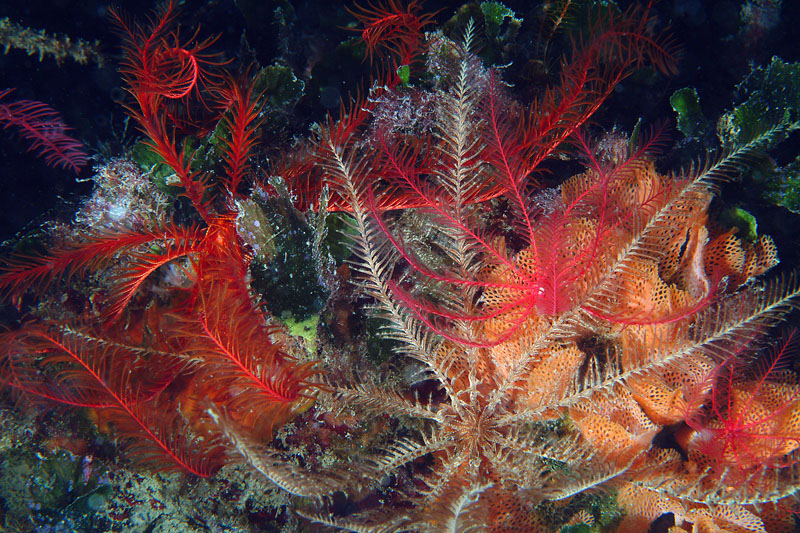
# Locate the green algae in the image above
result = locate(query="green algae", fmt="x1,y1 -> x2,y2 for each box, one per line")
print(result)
717,56 -> 800,147
670,87 -> 704,138
719,207 -> 759,243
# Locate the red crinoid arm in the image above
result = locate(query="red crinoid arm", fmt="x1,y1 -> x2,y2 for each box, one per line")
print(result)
388,279 -> 537,348
0,89 -> 88,173
348,0 -> 437,79
145,45 -> 198,99
280,85 -> 383,211
152,27 -> 224,106
110,1 -> 226,222
1,325 -> 225,477
374,133 -> 524,278
366,141 -> 550,346
519,2 -> 678,177
1,324 -> 180,407
215,73 -> 264,198
109,1 -> 223,103
103,223 -> 207,321
533,125 -> 679,317
367,185 -> 522,294
692,331 -> 800,471
0,223 -> 207,322
108,1 -> 181,98
138,108 -> 214,221
2,328 -> 120,408
483,72 -> 538,248
167,221 -> 320,437
0,226 -> 175,305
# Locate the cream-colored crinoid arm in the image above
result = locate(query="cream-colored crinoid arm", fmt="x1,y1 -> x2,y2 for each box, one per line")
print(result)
644,448 -> 800,506
315,120 -> 458,401
429,19 -> 490,258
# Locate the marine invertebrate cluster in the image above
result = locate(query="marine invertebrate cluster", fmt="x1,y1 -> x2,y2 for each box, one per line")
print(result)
1,0 -> 319,482
1,1 -> 800,531
275,3 -> 800,531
